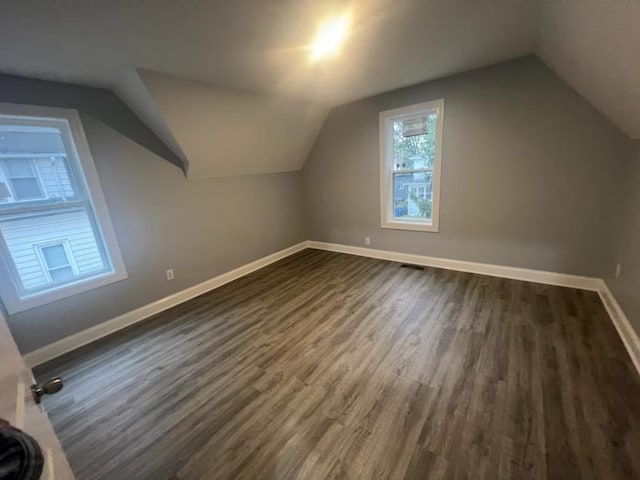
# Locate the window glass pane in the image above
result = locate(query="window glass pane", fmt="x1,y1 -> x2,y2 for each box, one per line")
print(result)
393,172 -> 433,221
41,244 -> 70,269
11,177 -> 43,199
0,125 -> 81,206
392,113 -> 437,171
0,209 -> 108,292
49,266 -> 74,283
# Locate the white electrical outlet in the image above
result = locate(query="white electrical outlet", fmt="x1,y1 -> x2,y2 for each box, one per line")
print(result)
615,264 -> 622,279
365,236 -> 371,246
166,268 -> 175,280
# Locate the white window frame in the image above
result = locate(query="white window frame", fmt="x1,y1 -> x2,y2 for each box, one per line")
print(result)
0,103 -> 128,314
379,99 -> 444,232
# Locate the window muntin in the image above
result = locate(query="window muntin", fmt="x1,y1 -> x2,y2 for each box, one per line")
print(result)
0,105 -> 127,313
380,99 -> 444,232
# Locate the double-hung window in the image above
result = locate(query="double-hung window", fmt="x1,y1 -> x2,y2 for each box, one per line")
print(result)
0,104 -> 127,314
379,99 -> 444,232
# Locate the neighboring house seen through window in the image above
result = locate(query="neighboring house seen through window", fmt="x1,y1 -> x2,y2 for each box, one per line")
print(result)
379,99 -> 444,232
0,104 -> 127,314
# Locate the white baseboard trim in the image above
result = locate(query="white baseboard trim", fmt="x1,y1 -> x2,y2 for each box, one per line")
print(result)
307,241 -> 603,291
23,241 -> 308,368
598,282 -> 640,376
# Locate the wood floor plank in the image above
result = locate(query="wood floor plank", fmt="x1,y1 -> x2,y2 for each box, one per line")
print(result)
35,249 -> 640,480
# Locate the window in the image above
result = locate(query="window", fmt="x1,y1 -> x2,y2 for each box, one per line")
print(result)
38,242 -> 77,283
379,99 -> 444,232
4,159 -> 45,200
0,104 -> 127,314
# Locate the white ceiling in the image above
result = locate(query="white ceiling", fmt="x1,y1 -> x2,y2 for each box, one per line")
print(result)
0,0 -> 637,176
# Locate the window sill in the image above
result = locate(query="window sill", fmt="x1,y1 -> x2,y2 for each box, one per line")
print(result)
3,269 -> 128,315
381,220 -> 440,232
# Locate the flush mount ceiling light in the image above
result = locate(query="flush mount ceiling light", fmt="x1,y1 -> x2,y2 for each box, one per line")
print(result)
310,13 -> 351,61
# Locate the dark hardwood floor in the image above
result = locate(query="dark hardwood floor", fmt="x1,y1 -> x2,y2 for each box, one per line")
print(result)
36,249 -> 640,480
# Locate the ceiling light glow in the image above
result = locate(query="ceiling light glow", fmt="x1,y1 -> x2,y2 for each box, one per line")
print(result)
310,14 -> 350,61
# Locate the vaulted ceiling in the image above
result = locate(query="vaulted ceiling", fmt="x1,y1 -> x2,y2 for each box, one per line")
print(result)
538,0 -> 640,139
0,0 -> 637,176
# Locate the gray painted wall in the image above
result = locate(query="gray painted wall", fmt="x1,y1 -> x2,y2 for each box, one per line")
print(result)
606,141 -> 640,336
302,56 -> 629,278
6,114 -> 306,353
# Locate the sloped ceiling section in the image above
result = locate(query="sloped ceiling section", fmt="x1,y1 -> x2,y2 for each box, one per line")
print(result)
1,0 -> 639,172
0,73 -> 185,171
137,70 -> 328,178
0,0 -> 540,177
538,1 -> 640,139
115,70 -> 190,173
